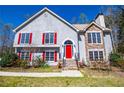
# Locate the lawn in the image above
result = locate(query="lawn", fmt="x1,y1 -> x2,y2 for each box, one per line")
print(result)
0,67 -> 61,72
0,67 -> 124,87
0,76 -> 124,87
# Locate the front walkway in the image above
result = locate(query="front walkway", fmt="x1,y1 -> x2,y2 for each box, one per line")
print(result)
0,70 -> 83,77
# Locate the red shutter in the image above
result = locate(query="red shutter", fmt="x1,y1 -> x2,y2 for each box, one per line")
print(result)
29,53 -> 32,61
18,52 -> 21,59
42,51 -> 45,61
42,33 -> 45,44
18,33 -> 21,44
54,51 -> 57,62
54,32 -> 57,44
29,33 -> 32,44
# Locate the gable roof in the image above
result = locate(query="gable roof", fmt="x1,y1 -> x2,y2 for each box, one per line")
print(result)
73,24 -> 89,31
83,21 -> 111,32
73,21 -> 111,32
13,7 -> 79,32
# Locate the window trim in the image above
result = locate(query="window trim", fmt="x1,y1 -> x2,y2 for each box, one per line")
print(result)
44,32 -> 55,45
20,33 -> 30,44
45,50 -> 55,62
87,31 -> 102,44
20,51 -> 30,60
88,50 -> 104,61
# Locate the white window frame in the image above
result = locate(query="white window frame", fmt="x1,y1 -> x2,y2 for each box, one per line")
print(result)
21,51 -> 30,60
88,49 -> 104,61
21,33 -> 30,44
45,50 -> 55,62
87,31 -> 102,44
44,32 -> 54,44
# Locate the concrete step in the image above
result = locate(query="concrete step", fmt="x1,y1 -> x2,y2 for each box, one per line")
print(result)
63,67 -> 78,70
63,60 -> 78,70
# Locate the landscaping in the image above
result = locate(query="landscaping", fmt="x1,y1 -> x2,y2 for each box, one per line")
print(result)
0,75 -> 124,87
0,66 -> 124,87
0,67 -> 61,72
0,51 -> 62,72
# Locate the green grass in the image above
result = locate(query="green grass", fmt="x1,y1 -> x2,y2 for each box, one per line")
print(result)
0,76 -> 124,87
0,67 -> 61,72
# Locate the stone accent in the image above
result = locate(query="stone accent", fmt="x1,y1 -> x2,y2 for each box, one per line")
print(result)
84,24 -> 106,62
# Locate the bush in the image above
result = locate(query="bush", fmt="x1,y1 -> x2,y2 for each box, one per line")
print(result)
110,53 -> 124,69
32,56 -> 48,68
109,53 -> 121,62
0,52 -> 18,67
57,62 -> 62,68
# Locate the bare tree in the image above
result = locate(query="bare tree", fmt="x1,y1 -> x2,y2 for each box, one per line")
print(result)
71,13 -> 89,24
0,22 -> 14,55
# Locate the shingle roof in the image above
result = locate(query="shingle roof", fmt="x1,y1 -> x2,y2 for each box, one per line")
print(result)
72,24 -> 89,31
72,22 -> 111,32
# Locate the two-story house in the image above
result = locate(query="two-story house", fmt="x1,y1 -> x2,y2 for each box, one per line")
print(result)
13,7 -> 113,66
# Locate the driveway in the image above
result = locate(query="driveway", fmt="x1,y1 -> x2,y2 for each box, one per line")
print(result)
0,70 -> 83,77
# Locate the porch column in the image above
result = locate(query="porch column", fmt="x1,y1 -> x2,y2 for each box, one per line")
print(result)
72,45 -> 76,59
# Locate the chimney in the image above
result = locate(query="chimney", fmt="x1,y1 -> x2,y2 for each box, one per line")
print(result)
95,13 -> 106,28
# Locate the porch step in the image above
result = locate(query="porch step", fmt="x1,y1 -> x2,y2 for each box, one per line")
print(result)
63,59 -> 78,70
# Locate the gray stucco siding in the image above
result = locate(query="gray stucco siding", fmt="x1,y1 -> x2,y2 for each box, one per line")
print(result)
13,11 -> 78,64
13,11 -> 78,51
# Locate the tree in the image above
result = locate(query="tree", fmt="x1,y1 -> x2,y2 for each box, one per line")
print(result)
101,6 -> 120,52
71,13 -> 89,24
117,7 -> 124,54
79,13 -> 88,24
0,22 -> 14,56
103,6 -> 124,54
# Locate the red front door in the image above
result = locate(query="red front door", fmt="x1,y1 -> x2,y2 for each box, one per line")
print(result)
65,45 -> 72,58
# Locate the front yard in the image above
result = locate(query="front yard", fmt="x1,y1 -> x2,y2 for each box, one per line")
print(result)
0,76 -> 124,87
0,67 -> 61,72
0,67 -> 124,87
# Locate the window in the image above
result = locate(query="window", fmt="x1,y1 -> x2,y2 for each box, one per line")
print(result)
45,33 -> 54,44
92,33 -> 96,43
87,32 -> 101,43
21,33 -> 30,44
21,52 -> 30,60
89,51 -> 103,61
97,33 -> 101,43
99,51 -> 103,60
45,51 -> 54,61
50,33 -> 54,43
94,51 -> 98,60
88,33 -> 92,43
89,51 -> 93,61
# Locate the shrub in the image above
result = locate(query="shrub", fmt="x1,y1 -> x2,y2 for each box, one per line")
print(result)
32,56 -> 48,68
110,53 -> 124,69
79,62 -> 84,68
57,62 -> 62,68
110,53 -> 121,62
0,52 -> 18,67
19,60 -> 28,69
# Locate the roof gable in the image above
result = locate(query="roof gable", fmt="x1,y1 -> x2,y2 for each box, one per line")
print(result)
83,21 -> 111,32
13,7 -> 79,32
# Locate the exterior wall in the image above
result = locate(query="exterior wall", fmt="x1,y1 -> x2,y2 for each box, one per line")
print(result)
84,24 -> 106,63
13,11 -> 78,65
78,33 -> 87,64
14,11 -> 78,51
16,47 -> 59,66
13,9 -> 113,66
103,32 -> 113,61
